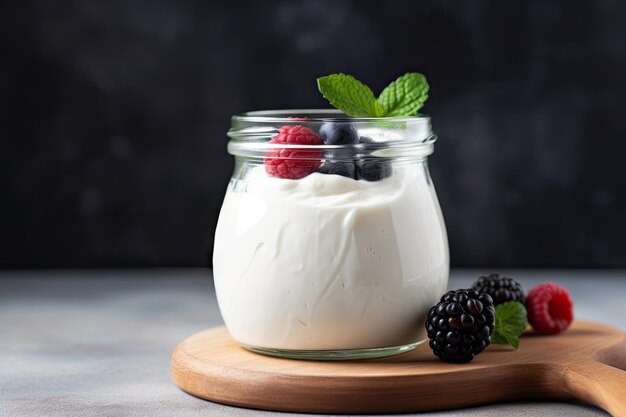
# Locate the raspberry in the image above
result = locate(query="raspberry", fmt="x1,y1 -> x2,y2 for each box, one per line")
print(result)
527,283 -> 574,335
264,125 -> 322,179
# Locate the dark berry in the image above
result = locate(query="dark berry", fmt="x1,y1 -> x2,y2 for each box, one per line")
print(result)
448,317 -> 460,330
471,273 -> 526,306
446,331 -> 461,344
460,314 -> 474,330
317,123 -> 360,178
319,122 -> 359,145
445,302 -> 461,316
318,134 -> 393,182
425,289 -> 495,363
466,299 -> 483,315
318,161 -> 356,179
436,303 -> 446,315
479,293 -> 494,306
356,159 -> 392,181
355,136 -> 392,181
441,290 -> 455,302
454,293 -> 468,304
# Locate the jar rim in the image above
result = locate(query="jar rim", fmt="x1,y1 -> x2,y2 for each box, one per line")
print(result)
232,109 -> 432,124
227,109 -> 436,161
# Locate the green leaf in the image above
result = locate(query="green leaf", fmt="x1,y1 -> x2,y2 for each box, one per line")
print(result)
377,72 -> 429,117
491,330 -> 520,349
492,301 -> 527,350
317,74 -> 383,118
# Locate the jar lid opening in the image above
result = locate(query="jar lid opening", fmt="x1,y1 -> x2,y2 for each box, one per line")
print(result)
227,109 -> 436,160
232,109 -> 432,124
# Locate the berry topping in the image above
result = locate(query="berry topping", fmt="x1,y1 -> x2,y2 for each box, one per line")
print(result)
356,159 -> 392,181
526,283 -> 574,335
320,123 -> 358,175
426,289 -> 495,363
355,137 -> 392,181
318,161 -> 356,179
472,273 -> 526,306
315,133 -> 392,181
264,125 -> 322,179
319,122 -> 359,145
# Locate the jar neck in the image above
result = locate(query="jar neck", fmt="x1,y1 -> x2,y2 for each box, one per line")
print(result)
226,109 -> 437,162
231,156 -> 431,183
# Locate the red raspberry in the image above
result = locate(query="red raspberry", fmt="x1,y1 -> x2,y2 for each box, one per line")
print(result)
527,283 -> 574,335
264,125 -> 322,179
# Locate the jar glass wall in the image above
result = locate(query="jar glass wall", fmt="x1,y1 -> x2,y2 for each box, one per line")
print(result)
213,110 -> 449,360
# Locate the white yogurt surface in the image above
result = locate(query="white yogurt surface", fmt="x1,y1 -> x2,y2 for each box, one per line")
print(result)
213,164 -> 449,350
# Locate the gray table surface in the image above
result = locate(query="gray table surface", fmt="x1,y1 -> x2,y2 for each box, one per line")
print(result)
1,269 -> 625,417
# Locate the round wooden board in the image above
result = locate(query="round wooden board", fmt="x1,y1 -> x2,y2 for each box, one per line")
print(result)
171,320 -> 626,416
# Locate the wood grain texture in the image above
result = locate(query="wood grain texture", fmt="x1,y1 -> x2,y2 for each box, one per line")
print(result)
171,321 -> 626,416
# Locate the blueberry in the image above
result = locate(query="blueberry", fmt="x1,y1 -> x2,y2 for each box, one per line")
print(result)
319,123 -> 359,145
354,136 -> 392,181
357,136 -> 382,154
325,149 -> 352,161
321,123 -> 359,161
356,159 -> 392,181
318,161 -> 356,179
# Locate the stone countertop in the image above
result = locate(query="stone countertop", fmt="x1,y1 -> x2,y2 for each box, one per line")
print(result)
1,269 -> 624,417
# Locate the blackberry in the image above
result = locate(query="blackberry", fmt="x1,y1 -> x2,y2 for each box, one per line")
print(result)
471,273 -> 526,306
425,289 -> 495,363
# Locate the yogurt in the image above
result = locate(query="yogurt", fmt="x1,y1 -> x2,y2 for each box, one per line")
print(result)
213,163 -> 449,350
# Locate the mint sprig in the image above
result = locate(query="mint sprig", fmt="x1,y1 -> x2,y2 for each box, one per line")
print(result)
317,72 -> 429,118
378,73 -> 429,117
316,74 -> 385,118
492,301 -> 528,349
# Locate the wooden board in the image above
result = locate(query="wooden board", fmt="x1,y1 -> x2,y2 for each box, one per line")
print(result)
171,321 -> 626,416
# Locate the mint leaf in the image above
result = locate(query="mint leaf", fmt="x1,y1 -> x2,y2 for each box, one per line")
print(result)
492,301 -> 527,350
317,74 -> 384,118
491,330 -> 520,349
377,72 -> 429,117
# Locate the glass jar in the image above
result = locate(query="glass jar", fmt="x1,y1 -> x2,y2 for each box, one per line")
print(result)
213,110 -> 449,360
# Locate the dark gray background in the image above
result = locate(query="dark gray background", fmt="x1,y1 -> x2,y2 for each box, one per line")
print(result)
2,0 -> 625,268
